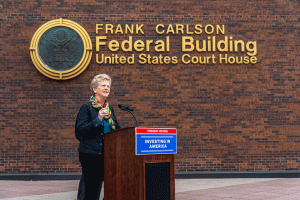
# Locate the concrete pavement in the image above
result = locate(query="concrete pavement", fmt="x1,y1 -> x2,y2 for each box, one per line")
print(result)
0,178 -> 300,200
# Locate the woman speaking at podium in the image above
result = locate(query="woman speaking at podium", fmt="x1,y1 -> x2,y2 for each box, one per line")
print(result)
75,74 -> 121,200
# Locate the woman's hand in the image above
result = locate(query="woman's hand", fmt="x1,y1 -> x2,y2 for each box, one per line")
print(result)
98,108 -> 111,121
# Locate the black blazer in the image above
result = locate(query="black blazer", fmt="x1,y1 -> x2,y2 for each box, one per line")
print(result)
75,102 -> 121,154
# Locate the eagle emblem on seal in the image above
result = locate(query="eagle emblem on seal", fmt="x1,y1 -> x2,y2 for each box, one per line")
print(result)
38,27 -> 84,71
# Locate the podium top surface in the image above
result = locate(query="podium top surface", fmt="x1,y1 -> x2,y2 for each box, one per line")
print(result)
104,126 -> 136,136
104,126 -> 177,136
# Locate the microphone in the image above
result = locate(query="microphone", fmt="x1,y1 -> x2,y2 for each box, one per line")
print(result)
118,104 -> 134,112
118,104 -> 139,127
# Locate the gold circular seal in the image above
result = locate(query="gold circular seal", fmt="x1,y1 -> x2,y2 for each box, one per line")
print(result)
29,18 -> 92,80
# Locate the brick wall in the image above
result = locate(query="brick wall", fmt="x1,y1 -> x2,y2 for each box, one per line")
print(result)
0,0 -> 299,174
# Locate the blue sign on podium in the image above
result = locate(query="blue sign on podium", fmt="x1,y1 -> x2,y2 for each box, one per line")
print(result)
135,127 -> 177,155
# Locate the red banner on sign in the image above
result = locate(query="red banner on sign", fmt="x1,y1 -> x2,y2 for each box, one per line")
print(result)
136,128 -> 177,134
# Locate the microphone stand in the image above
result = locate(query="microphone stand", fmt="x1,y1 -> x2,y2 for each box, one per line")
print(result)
124,109 -> 139,127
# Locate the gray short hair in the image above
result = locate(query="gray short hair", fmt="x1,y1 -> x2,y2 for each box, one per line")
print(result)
90,74 -> 112,95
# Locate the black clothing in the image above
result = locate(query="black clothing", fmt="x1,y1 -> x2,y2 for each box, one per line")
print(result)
79,152 -> 104,200
75,102 -> 120,154
75,101 -> 120,200
77,174 -> 85,200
